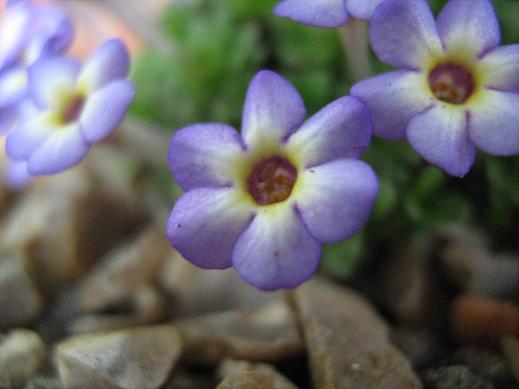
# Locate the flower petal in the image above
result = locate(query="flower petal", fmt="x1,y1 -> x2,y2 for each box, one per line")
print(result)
274,0 -> 348,28
167,187 -> 253,270
5,159 -> 32,190
79,80 -> 135,143
286,96 -> 371,167
346,0 -> 384,20
369,0 -> 442,69
232,205 -> 321,291
169,123 -> 246,191
241,70 -> 306,148
5,111 -> 54,159
436,0 -> 500,56
29,56 -> 79,109
469,89 -> 519,156
296,159 -> 378,243
407,105 -> 475,176
351,70 -> 432,140
77,39 -> 130,93
0,66 -> 27,108
479,45 -> 519,93
27,124 -> 90,175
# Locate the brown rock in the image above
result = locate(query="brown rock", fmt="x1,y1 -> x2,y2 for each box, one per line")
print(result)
0,250 -> 43,329
176,299 -> 302,365
57,325 -> 182,389
294,277 -> 421,389
78,226 -> 169,312
159,253 -> 280,317
0,329 -> 47,388
1,168 -> 146,289
451,295 -> 519,342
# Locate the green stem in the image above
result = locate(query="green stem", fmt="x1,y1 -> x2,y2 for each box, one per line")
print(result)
338,18 -> 372,82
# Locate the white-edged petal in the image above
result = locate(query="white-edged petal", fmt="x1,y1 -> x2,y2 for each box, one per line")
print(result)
232,205 -> 321,291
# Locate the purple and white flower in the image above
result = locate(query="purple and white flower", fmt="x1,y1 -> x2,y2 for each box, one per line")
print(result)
167,70 -> 378,291
0,0 -> 73,132
351,0 -> 519,176
274,0 -> 385,27
5,38 -> 135,175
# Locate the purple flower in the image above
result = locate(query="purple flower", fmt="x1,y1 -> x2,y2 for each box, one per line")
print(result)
351,0 -> 519,176
0,0 -> 73,132
167,70 -> 378,290
5,39 -> 135,175
274,0 -> 384,27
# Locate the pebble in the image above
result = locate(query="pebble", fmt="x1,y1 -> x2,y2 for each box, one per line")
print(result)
57,325 -> 182,389
294,277 -> 421,389
0,329 -> 47,388
176,299 -> 302,365
391,327 -> 444,369
217,370 -> 298,389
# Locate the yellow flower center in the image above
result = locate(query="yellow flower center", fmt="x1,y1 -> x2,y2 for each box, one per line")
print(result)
428,62 -> 476,105
246,155 -> 297,205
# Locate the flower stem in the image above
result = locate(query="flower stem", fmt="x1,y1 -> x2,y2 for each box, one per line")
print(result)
338,18 -> 372,82
110,117 -> 170,169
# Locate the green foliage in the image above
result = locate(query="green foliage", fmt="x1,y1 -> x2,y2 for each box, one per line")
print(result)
130,0 -> 519,278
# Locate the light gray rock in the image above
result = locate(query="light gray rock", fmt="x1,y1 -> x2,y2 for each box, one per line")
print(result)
217,359 -> 298,389
159,252 -> 280,318
0,329 -> 47,388
294,278 -> 422,389
0,250 -> 43,329
176,299 -> 302,365
57,325 -> 182,389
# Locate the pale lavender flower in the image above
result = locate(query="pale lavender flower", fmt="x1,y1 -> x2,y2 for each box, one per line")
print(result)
0,0 -> 73,132
167,70 -> 378,290
351,0 -> 519,176
5,39 -> 135,175
274,0 -> 385,27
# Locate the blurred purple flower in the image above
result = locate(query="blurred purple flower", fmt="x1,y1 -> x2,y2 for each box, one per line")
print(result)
351,0 -> 519,176
0,0 -> 73,132
5,39 -> 135,175
167,70 -> 378,291
274,0 -> 384,27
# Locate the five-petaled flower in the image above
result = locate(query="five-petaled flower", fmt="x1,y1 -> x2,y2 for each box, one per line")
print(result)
351,0 -> 519,176
274,0 -> 384,28
5,39 -> 135,175
0,0 -> 72,132
167,70 -> 378,290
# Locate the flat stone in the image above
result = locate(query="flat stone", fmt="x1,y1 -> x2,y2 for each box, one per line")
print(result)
422,366 -> 493,389
0,250 -> 43,329
0,329 -> 47,388
159,252 -> 279,317
78,226 -> 169,312
57,325 -> 182,389
176,299 -> 302,365
24,376 -> 64,389
294,277 -> 421,389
